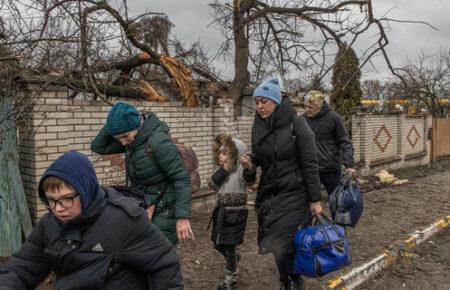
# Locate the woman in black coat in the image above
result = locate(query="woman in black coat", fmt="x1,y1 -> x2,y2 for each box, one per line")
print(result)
241,78 -> 323,290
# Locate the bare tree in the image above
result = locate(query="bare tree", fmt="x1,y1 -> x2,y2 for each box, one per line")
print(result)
391,50 -> 450,117
0,0 -> 216,107
210,0 -> 434,117
361,79 -> 384,98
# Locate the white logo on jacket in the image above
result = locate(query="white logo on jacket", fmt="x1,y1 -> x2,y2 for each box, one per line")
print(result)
91,243 -> 104,252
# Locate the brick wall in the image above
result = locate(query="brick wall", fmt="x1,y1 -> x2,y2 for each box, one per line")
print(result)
18,85 -> 432,221
352,113 -> 431,175
18,85 -> 253,220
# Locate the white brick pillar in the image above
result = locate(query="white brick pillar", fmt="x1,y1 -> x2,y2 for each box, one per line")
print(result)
18,85 -> 70,220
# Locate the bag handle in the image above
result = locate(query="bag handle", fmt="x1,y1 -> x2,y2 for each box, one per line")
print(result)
341,173 -> 358,185
340,173 -> 361,201
300,212 -> 346,237
340,174 -> 350,186
316,213 -> 346,239
316,213 -> 333,225
299,211 -> 316,228
300,212 -> 334,228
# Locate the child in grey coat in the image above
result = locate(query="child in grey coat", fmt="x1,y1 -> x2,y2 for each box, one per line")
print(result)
208,133 -> 256,290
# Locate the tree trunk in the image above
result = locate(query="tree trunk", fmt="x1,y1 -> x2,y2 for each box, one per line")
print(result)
21,77 -> 162,100
230,0 -> 250,118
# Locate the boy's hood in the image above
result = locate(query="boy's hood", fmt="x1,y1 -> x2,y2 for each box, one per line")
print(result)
38,151 -> 100,211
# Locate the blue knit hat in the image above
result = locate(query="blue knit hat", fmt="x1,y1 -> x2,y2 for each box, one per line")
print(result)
253,77 -> 282,104
38,151 -> 100,211
105,102 -> 141,135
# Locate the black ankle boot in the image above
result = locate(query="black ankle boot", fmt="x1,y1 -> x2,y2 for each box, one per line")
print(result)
286,275 -> 303,290
217,270 -> 238,290
279,277 -> 288,290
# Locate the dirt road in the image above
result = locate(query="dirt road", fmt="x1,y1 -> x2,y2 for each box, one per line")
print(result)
1,161 -> 449,290
360,229 -> 449,290
178,168 -> 450,289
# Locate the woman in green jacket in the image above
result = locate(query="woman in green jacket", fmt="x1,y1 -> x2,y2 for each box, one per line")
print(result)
91,102 -> 194,245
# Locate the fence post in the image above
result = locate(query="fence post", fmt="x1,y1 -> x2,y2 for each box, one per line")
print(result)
397,114 -> 403,159
431,118 -> 436,163
358,114 -> 366,164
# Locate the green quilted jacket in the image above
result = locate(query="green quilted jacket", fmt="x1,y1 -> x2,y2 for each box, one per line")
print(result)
91,112 -> 191,244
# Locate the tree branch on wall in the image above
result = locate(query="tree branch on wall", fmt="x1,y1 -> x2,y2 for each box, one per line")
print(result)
1,0 -> 202,106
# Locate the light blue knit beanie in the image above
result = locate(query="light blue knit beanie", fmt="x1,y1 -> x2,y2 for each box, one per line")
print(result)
105,102 -> 141,135
252,77 -> 282,104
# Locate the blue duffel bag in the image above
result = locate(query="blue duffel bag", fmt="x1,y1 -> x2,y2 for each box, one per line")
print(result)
293,213 -> 351,277
329,175 -> 364,227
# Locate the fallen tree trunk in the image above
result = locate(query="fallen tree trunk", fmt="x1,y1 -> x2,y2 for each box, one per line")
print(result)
79,52 -> 202,106
20,76 -> 168,101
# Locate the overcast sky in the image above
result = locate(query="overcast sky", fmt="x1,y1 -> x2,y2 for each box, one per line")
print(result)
127,0 -> 450,83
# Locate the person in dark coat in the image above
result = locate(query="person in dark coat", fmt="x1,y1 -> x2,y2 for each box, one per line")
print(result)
91,102 -> 194,245
208,134 -> 256,290
0,151 -> 182,290
242,78 -> 323,290
302,91 -> 355,195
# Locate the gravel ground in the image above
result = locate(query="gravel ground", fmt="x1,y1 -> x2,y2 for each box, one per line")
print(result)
1,159 -> 449,290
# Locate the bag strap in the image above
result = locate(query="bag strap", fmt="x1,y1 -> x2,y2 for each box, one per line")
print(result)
144,137 -> 170,207
300,211 -> 321,228
316,213 -> 333,225
340,174 -> 350,186
342,172 -> 359,184
290,121 -> 302,167
339,173 -> 359,187
151,184 -> 169,206
301,211 -> 342,229
109,185 -> 148,208
340,174 -> 360,203
290,122 -> 297,142
316,213 -> 346,238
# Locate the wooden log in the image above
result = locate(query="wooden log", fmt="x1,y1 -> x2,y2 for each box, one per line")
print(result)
64,78 -> 153,100
20,76 -> 164,100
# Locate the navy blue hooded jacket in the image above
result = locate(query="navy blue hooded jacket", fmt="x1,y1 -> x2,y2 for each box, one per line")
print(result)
37,150 -> 100,210
0,151 -> 182,290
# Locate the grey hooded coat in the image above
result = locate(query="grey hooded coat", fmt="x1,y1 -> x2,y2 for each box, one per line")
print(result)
208,134 -> 256,245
